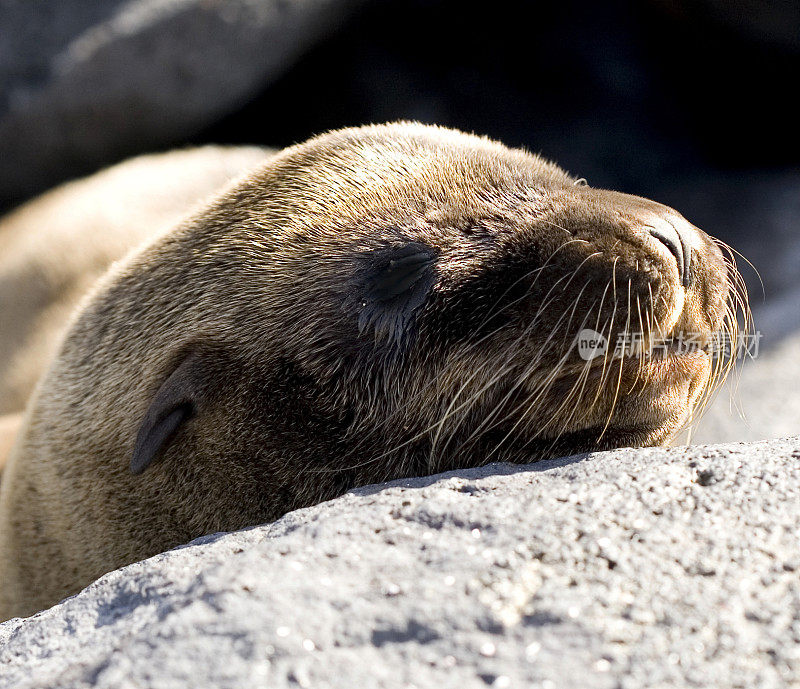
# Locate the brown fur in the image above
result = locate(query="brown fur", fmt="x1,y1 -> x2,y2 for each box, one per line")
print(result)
0,145 -> 272,415
0,414 -> 22,474
0,123 -> 739,620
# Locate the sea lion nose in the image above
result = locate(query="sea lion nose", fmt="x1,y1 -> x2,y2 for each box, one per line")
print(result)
646,216 -> 693,288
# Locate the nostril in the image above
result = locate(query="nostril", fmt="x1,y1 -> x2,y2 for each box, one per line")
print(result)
648,220 -> 692,288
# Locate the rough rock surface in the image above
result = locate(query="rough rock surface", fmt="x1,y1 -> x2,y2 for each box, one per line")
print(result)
1,438 -> 799,688
0,0 -> 361,204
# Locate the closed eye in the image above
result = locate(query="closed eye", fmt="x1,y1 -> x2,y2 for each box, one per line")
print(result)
344,240 -> 437,343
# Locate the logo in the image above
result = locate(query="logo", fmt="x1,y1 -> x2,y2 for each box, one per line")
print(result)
576,328 -> 607,361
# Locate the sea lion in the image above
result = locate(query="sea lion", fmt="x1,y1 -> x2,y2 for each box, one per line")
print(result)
0,123 -> 744,620
0,413 -> 21,474
0,145 -> 272,418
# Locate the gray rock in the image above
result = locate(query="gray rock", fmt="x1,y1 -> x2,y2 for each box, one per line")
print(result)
2,437 -> 799,688
0,0 -> 362,204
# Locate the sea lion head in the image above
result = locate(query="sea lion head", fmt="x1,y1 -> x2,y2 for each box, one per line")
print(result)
115,123 -> 743,488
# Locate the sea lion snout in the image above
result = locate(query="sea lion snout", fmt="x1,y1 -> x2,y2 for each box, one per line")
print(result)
557,189 -> 730,339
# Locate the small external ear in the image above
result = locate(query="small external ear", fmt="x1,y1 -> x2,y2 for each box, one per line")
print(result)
130,351 -> 208,475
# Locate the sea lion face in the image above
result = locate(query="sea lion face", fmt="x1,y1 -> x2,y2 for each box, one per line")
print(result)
128,124 -> 740,484
224,126 -> 737,472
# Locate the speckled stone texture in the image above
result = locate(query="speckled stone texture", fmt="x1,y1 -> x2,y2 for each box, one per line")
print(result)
1,438 -> 798,688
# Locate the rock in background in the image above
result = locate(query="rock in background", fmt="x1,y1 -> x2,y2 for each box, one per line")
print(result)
1,438 -> 798,688
0,0 -> 361,206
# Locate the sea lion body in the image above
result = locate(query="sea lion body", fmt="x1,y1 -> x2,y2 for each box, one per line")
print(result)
0,124 -> 739,620
0,145 -> 271,418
